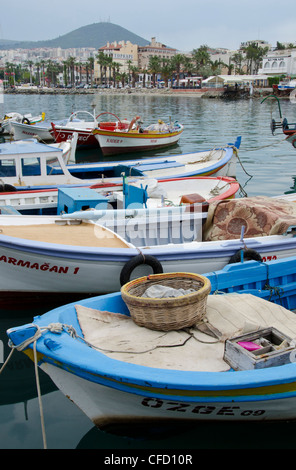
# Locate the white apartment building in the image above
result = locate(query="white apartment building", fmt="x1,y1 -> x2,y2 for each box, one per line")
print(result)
258,49 -> 296,76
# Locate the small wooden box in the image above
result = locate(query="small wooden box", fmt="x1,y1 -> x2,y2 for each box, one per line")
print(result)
224,327 -> 296,370
180,193 -> 206,205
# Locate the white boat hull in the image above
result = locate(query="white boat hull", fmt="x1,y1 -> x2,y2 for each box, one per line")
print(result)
42,361 -> 296,429
94,127 -> 183,156
12,121 -> 53,141
0,213 -> 295,307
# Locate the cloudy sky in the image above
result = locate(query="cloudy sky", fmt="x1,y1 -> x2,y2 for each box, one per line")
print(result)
1,0 -> 295,51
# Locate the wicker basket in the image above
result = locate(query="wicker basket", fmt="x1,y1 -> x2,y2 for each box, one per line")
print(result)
121,272 -> 211,331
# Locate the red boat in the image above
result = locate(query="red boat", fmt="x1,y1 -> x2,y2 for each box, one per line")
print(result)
50,111 -> 131,150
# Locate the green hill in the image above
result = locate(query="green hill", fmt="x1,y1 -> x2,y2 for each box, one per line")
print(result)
0,22 -> 150,50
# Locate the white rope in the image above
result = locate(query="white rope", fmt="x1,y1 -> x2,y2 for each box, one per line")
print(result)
0,348 -> 14,375
33,340 -> 47,449
4,322 -> 76,449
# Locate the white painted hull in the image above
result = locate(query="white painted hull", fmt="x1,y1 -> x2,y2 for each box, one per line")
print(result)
7,289 -> 296,432
12,121 -> 53,141
42,362 -> 296,429
94,127 -> 183,156
0,212 -> 296,307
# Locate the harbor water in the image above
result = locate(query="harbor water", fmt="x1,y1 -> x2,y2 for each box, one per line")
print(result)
0,92 -> 296,450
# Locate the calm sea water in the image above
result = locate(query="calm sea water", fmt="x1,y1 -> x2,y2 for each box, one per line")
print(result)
1,92 -> 296,450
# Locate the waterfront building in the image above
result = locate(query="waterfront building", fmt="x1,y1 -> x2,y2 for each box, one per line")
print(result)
258,49 -> 296,77
94,40 -> 138,85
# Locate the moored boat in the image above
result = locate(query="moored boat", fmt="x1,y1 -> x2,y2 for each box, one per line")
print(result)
0,175 -> 239,216
0,112 -> 45,135
50,110 -> 103,149
0,195 -> 296,308
0,137 -> 240,190
7,277 -> 296,438
92,113 -> 184,156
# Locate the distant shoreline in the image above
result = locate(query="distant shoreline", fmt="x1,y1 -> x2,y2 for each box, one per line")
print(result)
3,86 -> 275,99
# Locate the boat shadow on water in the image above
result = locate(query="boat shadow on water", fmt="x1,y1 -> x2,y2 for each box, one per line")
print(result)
76,419 -> 296,449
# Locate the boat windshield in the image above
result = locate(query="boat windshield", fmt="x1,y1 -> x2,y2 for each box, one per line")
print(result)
45,155 -> 64,175
21,157 -> 41,176
0,158 -> 17,177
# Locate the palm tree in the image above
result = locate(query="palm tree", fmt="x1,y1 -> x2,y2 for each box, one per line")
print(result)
182,56 -> 195,80
192,45 -> 211,75
87,57 -> 94,86
96,51 -> 108,85
160,59 -> 174,87
148,55 -> 161,86
67,57 -> 76,86
225,61 -> 235,76
25,60 -> 34,84
4,62 -> 15,86
231,52 -> 244,74
118,72 -> 128,88
209,59 -> 226,76
40,60 -> 46,86
129,65 -> 139,87
46,60 -> 60,86
170,53 -> 187,87
241,43 -> 268,74
62,60 -> 68,86
35,62 -> 41,86
111,61 -> 121,87
126,59 -> 133,85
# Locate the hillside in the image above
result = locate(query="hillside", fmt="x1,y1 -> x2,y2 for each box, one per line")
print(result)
0,22 -> 150,50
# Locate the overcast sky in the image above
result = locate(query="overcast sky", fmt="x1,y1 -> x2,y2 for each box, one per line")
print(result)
1,0 -> 296,52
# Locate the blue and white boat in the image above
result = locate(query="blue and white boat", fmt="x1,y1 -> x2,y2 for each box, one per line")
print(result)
6,259 -> 296,436
0,137 -> 240,191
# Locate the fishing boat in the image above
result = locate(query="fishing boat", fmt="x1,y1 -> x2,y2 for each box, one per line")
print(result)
11,118 -> 73,142
50,110 -> 103,149
0,138 -> 239,190
92,113 -> 184,156
0,136 -> 84,190
277,78 -> 296,92
6,267 -> 296,436
0,195 -> 296,308
0,175 -> 239,216
0,112 -> 45,135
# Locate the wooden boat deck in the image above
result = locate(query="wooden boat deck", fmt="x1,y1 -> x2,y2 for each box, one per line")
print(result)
0,222 -> 130,248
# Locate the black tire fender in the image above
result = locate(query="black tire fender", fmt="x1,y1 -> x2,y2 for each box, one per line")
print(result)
22,117 -> 30,124
0,183 -> 17,192
120,254 -> 163,286
228,248 -> 263,264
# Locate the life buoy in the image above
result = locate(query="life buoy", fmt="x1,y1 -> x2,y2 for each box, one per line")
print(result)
228,248 -> 262,264
22,118 -> 30,125
120,254 -> 163,286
